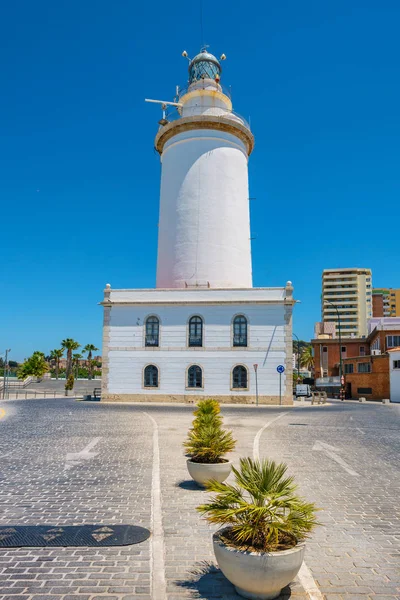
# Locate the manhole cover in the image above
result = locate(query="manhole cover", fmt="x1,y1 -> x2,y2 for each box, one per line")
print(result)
0,525 -> 150,547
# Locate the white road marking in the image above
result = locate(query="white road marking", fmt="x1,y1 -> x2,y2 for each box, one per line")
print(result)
357,427 -> 365,435
143,412 -> 166,600
253,413 -> 288,460
64,437 -> 101,470
312,440 -> 359,476
252,414 -> 324,600
298,562 -> 325,600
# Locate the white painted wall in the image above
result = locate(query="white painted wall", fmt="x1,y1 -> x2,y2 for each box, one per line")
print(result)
156,128 -> 252,289
389,349 -> 400,403
106,302 -> 288,397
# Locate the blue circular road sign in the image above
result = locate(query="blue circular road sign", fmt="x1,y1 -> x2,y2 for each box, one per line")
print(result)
276,365 -> 285,374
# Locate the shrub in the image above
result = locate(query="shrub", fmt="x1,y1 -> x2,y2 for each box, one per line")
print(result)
197,457 -> 319,552
65,374 -> 74,392
184,399 -> 236,464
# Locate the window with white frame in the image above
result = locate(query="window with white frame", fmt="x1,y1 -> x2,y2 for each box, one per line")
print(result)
232,365 -> 248,389
393,360 -> 400,369
188,316 -> 203,347
233,315 -> 248,347
187,365 -> 203,388
371,338 -> 380,351
386,336 -> 400,349
144,365 -> 159,387
344,363 -> 354,374
145,316 -> 159,347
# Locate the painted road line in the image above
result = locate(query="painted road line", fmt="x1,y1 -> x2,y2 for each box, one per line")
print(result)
297,562 -> 325,600
253,413 -> 288,460
312,440 -> 359,476
0,408 -> 6,420
253,414 -> 324,600
64,437 -> 101,470
357,427 -> 365,435
143,412 -> 166,600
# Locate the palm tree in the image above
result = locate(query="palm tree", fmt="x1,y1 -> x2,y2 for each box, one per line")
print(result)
198,457 -> 319,552
61,339 -> 80,378
49,348 -> 64,380
300,346 -> 314,372
73,353 -> 83,379
82,344 -> 99,380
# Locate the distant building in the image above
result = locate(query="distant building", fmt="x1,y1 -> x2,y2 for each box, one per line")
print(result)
314,321 -> 336,339
388,348 -> 400,403
311,317 -> 400,399
321,268 -> 372,338
372,288 -> 400,318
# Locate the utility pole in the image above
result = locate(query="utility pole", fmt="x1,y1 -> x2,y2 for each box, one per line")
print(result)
2,349 -> 11,400
324,301 -> 344,400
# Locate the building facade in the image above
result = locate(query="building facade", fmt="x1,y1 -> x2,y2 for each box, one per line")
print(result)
322,268 -> 372,338
372,288 -> 400,318
388,348 -> 400,403
101,49 -> 295,404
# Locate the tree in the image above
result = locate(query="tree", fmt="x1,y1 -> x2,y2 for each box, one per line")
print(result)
300,346 -> 314,371
82,344 -> 99,380
61,339 -> 80,378
73,353 -> 83,379
65,373 -> 74,396
18,351 -> 49,380
49,348 -> 64,380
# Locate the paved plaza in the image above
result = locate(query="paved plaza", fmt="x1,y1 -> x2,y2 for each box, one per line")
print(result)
0,398 -> 399,600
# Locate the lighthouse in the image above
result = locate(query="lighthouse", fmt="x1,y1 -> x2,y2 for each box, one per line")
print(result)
155,50 -> 253,289
101,49 -> 295,405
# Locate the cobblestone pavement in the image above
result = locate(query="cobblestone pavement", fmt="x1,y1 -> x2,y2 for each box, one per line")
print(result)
0,398 -> 399,600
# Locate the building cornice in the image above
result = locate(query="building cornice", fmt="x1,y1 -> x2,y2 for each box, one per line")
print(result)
155,115 -> 254,156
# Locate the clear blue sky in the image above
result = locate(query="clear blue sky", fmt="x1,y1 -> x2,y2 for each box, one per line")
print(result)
1,1 -> 399,361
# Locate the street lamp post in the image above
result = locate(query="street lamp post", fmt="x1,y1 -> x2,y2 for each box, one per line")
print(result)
324,301 -> 344,399
253,364 -> 259,406
293,333 -> 301,382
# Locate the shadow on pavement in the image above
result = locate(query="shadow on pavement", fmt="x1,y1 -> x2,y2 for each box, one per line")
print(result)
175,479 -> 203,491
175,561 -> 293,600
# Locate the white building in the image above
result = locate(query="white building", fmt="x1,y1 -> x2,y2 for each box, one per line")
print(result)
101,49 -> 295,404
389,348 -> 400,403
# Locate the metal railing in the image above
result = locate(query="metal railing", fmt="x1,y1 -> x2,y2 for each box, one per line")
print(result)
163,105 -> 251,131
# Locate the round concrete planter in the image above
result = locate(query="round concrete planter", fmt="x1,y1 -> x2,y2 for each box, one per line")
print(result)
213,529 -> 305,600
186,459 -> 232,487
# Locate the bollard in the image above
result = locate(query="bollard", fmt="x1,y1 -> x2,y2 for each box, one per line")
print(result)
359,397 -> 366,403
382,398 -> 390,405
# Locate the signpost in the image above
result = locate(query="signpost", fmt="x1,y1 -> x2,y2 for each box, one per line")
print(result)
277,365 -> 285,406
253,364 -> 258,406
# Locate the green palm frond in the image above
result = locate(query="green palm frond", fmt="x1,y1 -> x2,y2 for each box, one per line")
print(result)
197,457 -> 319,552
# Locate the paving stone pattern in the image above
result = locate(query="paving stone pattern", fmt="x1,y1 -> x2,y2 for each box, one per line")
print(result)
0,398 -> 399,600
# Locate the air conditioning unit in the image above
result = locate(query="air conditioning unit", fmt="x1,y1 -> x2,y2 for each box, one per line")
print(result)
372,349 -> 381,356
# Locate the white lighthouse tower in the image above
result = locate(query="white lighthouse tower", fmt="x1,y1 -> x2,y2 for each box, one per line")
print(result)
101,49 -> 295,405
155,50 -> 253,289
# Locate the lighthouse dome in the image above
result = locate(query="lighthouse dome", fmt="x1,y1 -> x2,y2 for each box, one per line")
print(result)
188,50 -> 221,84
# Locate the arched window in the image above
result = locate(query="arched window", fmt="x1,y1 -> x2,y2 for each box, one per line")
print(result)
187,365 -> 203,388
144,365 -> 159,388
188,316 -> 203,347
145,316 -> 159,347
233,315 -> 248,347
232,365 -> 248,389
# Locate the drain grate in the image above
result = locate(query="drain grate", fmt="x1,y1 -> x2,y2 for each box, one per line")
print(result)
0,525 -> 150,547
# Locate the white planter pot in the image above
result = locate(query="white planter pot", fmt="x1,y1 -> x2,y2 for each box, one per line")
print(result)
186,459 -> 232,487
213,529 -> 305,600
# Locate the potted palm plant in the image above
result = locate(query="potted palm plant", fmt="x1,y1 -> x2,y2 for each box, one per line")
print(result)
198,457 -> 319,600
184,399 -> 236,487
